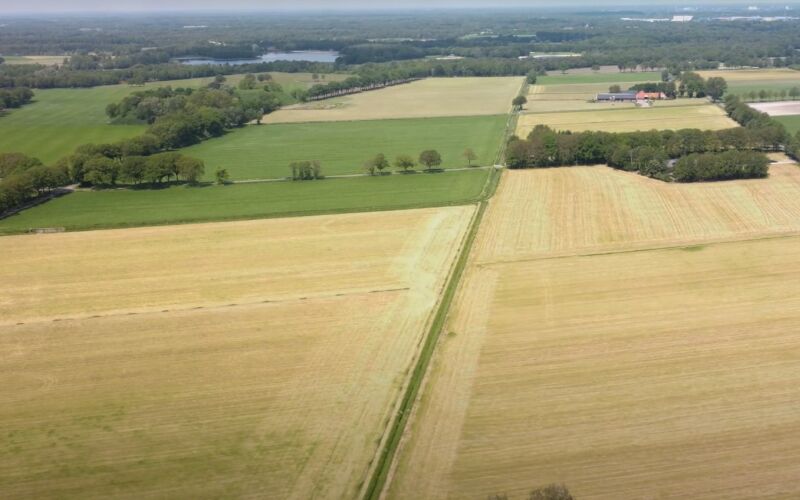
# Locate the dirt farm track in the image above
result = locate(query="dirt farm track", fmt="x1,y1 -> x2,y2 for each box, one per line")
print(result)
387,165 -> 800,499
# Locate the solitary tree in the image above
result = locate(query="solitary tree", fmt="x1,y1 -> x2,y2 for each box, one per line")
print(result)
592,64 -> 601,73
419,150 -> 442,171
176,156 -> 205,184
373,153 -> 390,174
395,154 -> 416,173
609,84 -> 622,93
705,76 -> 727,101
512,95 -> 527,110
238,73 -> 257,90
215,168 -> 229,185
463,148 -> 478,166
526,69 -> 538,84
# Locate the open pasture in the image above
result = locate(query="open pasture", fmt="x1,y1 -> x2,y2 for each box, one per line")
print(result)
0,74 -> 253,164
535,71 -> 661,85
262,77 -> 523,124
1,55 -> 68,65
699,68 -> 800,98
0,169 -> 490,234
182,115 -> 506,179
516,102 -> 736,135
0,205 -> 475,499
775,114 -> 800,135
388,165 -> 800,499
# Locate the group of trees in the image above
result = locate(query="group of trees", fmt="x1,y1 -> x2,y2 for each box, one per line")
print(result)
507,123 -> 774,182
673,150 -> 769,182
0,87 -> 34,110
363,150 -> 448,176
63,146 -> 206,187
0,153 -> 70,214
289,160 -> 323,180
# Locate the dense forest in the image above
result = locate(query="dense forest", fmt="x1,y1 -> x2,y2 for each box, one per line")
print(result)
1,9 -> 800,89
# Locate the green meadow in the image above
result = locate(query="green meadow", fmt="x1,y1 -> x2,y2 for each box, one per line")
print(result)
776,115 -> 800,135
0,73 -> 339,165
182,115 -> 507,179
537,71 -> 661,85
0,169 -> 489,234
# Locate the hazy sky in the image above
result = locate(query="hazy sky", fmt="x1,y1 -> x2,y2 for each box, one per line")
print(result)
0,0 -> 780,13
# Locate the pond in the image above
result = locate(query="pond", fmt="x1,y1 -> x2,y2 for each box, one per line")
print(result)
177,51 -> 339,66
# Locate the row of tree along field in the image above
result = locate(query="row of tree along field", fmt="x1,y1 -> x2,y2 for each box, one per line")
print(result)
0,59 -> 334,89
0,151 -> 207,214
507,92 -> 799,182
736,87 -> 800,102
508,125 -> 774,182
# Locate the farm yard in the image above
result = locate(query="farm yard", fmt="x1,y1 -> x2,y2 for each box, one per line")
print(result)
387,164 -> 800,499
262,77 -> 523,123
182,115 -> 507,179
516,102 -> 736,135
0,205 -> 475,499
0,169 -> 490,234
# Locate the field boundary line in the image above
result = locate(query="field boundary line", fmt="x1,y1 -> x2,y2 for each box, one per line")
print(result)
476,229 -> 800,268
362,90 -> 515,498
361,199 -> 488,500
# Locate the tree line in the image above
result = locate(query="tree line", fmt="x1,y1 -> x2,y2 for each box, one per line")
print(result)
0,60 -> 335,89
506,122 -> 776,182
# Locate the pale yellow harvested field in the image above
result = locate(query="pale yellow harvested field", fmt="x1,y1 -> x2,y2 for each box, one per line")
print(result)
387,166 -> 800,499
262,77 -> 523,123
516,103 -> 737,135
697,68 -> 800,82
0,206 -> 475,499
477,165 -> 800,261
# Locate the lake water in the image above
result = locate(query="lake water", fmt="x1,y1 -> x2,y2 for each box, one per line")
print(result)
177,51 -> 339,66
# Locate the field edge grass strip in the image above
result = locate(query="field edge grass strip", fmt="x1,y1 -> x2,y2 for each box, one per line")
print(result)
362,174 -> 499,500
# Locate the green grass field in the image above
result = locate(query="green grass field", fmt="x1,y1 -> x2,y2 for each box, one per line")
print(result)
182,115 -> 506,179
537,71 -> 661,85
0,73 -> 331,164
776,115 -> 800,135
0,169 -> 489,234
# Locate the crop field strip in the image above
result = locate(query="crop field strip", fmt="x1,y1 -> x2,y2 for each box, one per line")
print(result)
0,168 -> 490,234
0,206 -> 475,499
698,68 -> 800,98
386,164 -> 800,499
516,103 -> 737,135
261,77 -> 523,124
181,114 -> 508,180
